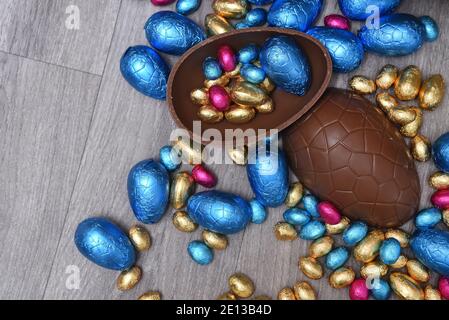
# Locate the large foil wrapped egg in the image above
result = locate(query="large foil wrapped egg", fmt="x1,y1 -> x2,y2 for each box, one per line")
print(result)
307,27 -> 364,73
267,0 -> 323,32
74,217 -> 136,271
145,11 -> 206,55
120,46 -> 170,100
128,159 -> 170,224
260,35 -> 311,96
187,190 -> 252,234
338,0 -> 401,21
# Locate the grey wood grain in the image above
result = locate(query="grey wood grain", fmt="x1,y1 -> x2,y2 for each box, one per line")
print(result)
0,52 -> 101,299
1,0 -> 449,300
0,0 -> 121,75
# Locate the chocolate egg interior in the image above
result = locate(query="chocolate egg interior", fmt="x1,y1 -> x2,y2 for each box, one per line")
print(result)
167,28 -> 332,141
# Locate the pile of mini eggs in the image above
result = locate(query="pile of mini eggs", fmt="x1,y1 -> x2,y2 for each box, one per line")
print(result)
191,43 -> 276,124
349,64 -> 445,162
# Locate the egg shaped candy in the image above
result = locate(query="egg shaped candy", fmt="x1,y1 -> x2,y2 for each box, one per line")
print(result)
176,0 -> 201,15
268,0 -> 323,32
240,64 -> 266,84
343,221 -> 368,246
250,199 -> 267,224
307,27 -> 364,73
415,208 -> 442,229
188,240 -> 214,265
411,229 -> 449,277
433,132 -> 449,173
145,11 -> 206,55
128,159 -> 170,224
120,46 -> 170,100
358,14 -> 434,56
75,217 -> 136,271
245,8 -> 268,27
420,16 -> 439,42
338,0 -> 401,21
187,190 -> 252,234
300,220 -> 326,240
260,35 -> 311,96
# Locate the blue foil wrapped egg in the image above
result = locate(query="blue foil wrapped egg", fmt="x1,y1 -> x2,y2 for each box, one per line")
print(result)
176,0 -> 201,15
338,0 -> 401,21
420,16 -> 439,42
203,57 -> 223,80
325,247 -> 349,270
433,132 -> 449,173
410,229 -> 449,276
145,11 -> 206,55
235,22 -> 250,30
371,279 -> 392,300
343,221 -> 368,246
187,190 -> 252,234
358,13 -> 432,56
120,46 -> 170,100
245,8 -> 268,27
238,44 -> 260,64
248,0 -> 273,4
267,0 -> 323,32
240,64 -> 266,84
128,159 -> 170,224
187,240 -> 214,265
299,220 -> 326,240
379,238 -> 401,265
247,148 -> 289,207
260,35 -> 311,95
307,27 -> 364,73
415,207 -> 442,229
250,198 -> 267,224
283,208 -> 310,226
74,217 -> 136,271
301,194 -> 320,218
159,145 -> 181,172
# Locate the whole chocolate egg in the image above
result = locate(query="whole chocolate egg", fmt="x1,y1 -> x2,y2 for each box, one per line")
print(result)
338,0 -> 401,21
283,88 -> 420,228
268,0 -> 323,32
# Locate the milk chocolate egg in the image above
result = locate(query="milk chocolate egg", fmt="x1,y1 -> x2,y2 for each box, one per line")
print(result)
267,0 -> 323,32
338,0 -> 401,21
283,88 -> 420,228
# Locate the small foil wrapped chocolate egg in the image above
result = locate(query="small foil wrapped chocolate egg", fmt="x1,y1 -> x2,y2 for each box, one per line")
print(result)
299,256 -> 323,280
138,291 -> 161,300
324,14 -> 350,31
245,8 -> 268,27
376,92 -> 398,113
205,14 -> 234,36
307,27 -> 364,73
117,266 -> 142,291
388,107 -> 416,126
376,64 -> 399,90
302,194 -> 320,218
197,105 -> 224,123
173,210 -> 198,232
317,201 -> 342,225
209,85 -> 231,111
385,228 -> 409,248
202,230 -> 228,250
415,207 -> 442,229
283,208 -> 310,226
192,164 -> 217,188
129,225 -> 152,252
360,261 -> 388,279
238,44 -> 260,64
191,88 -> 209,105
225,105 -> 256,123
299,220 -> 326,240
349,279 -> 369,300
329,267 -> 355,289
246,148 -> 289,207
128,159 -> 170,224
433,132 -> 449,173
293,281 -> 316,300
419,74 -> 445,111
145,11 -> 205,55
395,65 -> 422,101
188,240 -> 214,265
326,216 -> 350,234
218,45 -> 237,72
187,190 -> 252,234
371,279 -> 392,300
429,172 -> 449,190
354,229 -> 385,263
255,98 -> 274,113
338,0 -> 401,21
425,285 -> 442,300
309,236 -> 334,258
176,0 -> 201,15
75,217 -> 136,271
379,238 -> 401,265
240,64 -> 266,84
170,172 -> 195,209
410,134 -> 431,162
152,0 -> 176,5
277,287 -> 296,300
406,259 -> 430,283
203,57 -> 223,80
218,292 -> 237,300
159,145 -> 181,172
249,199 -> 267,224
120,46 -> 170,100
267,0 -> 323,32
439,277 -> 449,299
325,247 -> 349,271
274,222 -> 298,241
231,82 -> 267,106
342,221 -> 368,246
410,229 -> 449,276
260,35 -> 311,95
284,182 -> 303,208
390,255 -> 408,269
420,16 -> 439,42
229,273 -> 255,298
390,272 -> 424,300
212,0 -> 249,19
349,76 -> 377,95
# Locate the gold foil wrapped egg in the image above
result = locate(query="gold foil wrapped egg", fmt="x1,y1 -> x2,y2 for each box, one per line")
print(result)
225,105 -> 256,124
284,182 -> 304,208
419,74 -> 445,110
376,92 -> 399,113
326,216 -> 350,234
390,255 -> 408,269
212,0 -> 249,19
388,107 -> 416,125
376,64 -> 399,90
406,259 -> 430,283
277,287 -> 296,300
260,77 -> 276,93
170,172 -> 195,209
410,134 -> 431,162
394,65 -> 422,101
217,291 -> 237,300
117,266 -> 142,291
205,14 -> 234,36
309,236 -> 334,258
385,229 -> 409,248
228,273 -> 255,298
360,261 -> 388,279
274,222 -> 298,241
329,267 -> 355,289
138,291 -> 161,300
227,145 -> 248,165
255,98 -> 274,113
429,171 -> 449,190
400,107 -> 422,138
389,272 -> 424,300
424,285 -> 442,300
173,211 -> 198,233
191,88 -> 209,105
172,138 -> 203,165
349,76 -> 377,95
443,209 -> 449,228
129,225 -> 151,252
293,281 -> 316,300
202,230 -> 228,250
354,229 -> 385,263
253,295 -> 272,300
204,74 -> 231,88
230,81 -> 267,106
197,105 -> 224,124
299,256 -> 323,280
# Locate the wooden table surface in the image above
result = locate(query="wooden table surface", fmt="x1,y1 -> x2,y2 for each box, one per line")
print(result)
0,0 -> 447,300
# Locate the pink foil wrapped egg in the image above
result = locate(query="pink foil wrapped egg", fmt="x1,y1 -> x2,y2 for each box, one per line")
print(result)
324,14 -> 351,31
349,279 -> 369,300
317,201 -> 342,225
151,0 -> 176,5
192,165 -> 217,188
431,189 -> 449,209
439,277 -> 449,299
217,45 -> 237,72
209,85 -> 231,111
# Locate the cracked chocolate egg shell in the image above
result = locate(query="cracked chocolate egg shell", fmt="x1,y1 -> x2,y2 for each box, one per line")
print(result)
283,88 -> 420,228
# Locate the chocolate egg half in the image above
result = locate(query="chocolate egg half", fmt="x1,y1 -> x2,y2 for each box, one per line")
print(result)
283,88 -> 420,228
